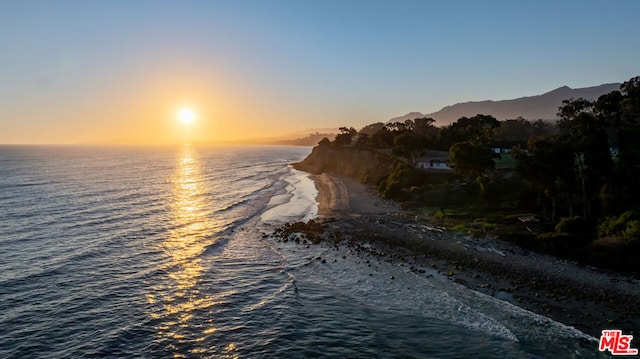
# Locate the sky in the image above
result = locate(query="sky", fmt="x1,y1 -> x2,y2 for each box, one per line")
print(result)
1,0 -> 639,144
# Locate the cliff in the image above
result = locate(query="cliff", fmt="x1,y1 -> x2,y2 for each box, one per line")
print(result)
292,145 -> 397,185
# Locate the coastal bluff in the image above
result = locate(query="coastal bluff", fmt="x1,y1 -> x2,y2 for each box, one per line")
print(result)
292,145 -> 396,185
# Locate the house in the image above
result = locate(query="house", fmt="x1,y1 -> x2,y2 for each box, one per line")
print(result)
415,150 -> 452,171
492,147 -> 512,154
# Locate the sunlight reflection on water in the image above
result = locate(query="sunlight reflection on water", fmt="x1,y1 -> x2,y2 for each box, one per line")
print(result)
148,145 -> 237,358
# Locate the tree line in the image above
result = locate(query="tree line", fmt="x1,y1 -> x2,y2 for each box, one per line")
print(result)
319,76 -> 640,266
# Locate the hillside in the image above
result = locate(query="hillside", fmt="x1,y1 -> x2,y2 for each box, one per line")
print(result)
389,83 -> 621,126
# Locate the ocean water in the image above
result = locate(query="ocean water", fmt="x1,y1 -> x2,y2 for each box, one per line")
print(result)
0,145 -> 606,358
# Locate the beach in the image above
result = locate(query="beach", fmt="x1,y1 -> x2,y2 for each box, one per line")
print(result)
313,173 -> 399,216
294,173 -> 640,338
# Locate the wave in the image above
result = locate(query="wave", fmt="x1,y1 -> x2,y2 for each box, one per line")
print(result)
202,236 -> 231,256
210,165 -> 284,183
265,234 -> 602,358
0,181 -> 57,189
259,168 -> 318,226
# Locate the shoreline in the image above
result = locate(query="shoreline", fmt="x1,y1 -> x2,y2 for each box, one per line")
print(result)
296,172 -> 640,338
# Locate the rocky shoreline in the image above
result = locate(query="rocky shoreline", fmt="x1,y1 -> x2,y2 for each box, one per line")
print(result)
277,173 -> 640,338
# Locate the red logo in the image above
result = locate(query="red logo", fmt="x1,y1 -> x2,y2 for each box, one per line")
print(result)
599,330 -> 638,355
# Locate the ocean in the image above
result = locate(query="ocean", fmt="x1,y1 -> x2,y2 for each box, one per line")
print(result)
0,145 -> 606,358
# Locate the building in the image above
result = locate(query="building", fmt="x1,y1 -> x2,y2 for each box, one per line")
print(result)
415,150 -> 451,171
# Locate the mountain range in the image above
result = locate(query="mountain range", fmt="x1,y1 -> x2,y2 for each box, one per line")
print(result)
388,83 -> 621,126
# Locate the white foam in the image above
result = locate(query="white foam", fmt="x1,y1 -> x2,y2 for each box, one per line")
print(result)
271,239 -> 598,349
260,167 -> 318,225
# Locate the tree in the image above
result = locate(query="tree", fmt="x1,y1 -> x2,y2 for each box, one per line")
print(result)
359,122 -> 386,136
620,76 -> 640,122
449,141 -> 498,208
403,119 -> 415,132
318,137 -> 331,147
616,77 -> 640,180
413,117 -> 439,140
492,117 -> 546,149
597,77 -> 640,213
333,127 -> 357,146
354,133 -> 369,148
514,136 -> 576,221
448,141 -> 496,179
391,131 -> 425,167
558,98 -> 613,219
369,126 -> 395,148
439,114 -> 500,149
384,121 -> 409,133
531,119 -> 557,137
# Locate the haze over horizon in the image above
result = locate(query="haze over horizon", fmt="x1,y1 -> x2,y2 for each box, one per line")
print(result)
1,1 -> 639,145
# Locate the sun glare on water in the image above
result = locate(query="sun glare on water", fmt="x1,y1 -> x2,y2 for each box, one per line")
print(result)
178,108 -> 196,125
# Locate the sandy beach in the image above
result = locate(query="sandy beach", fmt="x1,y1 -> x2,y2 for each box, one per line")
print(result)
296,173 -> 640,338
313,173 -> 399,216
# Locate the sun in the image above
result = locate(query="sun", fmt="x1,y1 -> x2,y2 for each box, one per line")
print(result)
178,108 -> 196,125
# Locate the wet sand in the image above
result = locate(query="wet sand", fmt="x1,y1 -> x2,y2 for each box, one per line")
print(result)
305,173 -> 640,338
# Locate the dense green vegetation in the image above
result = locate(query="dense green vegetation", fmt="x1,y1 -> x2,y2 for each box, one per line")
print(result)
319,76 -> 640,272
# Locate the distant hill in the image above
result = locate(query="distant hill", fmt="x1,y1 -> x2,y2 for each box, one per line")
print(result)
226,128 -> 339,146
387,112 -> 428,124
389,83 -> 621,126
272,132 -> 337,146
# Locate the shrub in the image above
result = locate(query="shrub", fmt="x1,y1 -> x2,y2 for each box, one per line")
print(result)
380,163 -> 431,200
554,217 -> 585,234
434,209 -> 447,220
598,210 -> 640,243
622,220 -> 640,243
